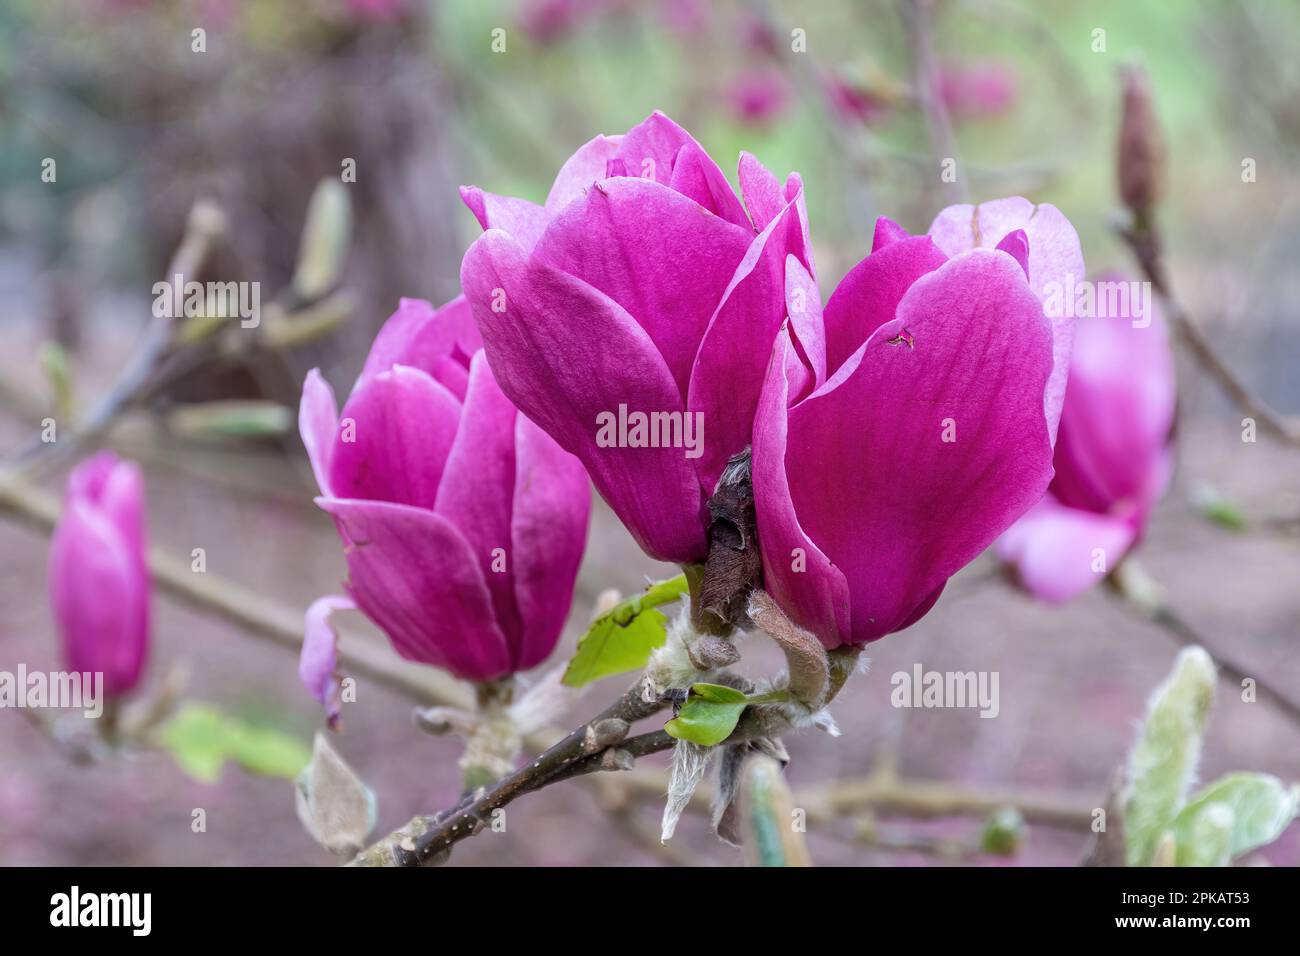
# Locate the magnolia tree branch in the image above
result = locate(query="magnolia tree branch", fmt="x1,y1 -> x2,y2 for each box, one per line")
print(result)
1119,220 -> 1300,447
1108,560 -> 1300,728
901,0 -> 964,205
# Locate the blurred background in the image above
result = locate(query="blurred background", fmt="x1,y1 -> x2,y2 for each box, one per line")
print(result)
0,0 -> 1297,866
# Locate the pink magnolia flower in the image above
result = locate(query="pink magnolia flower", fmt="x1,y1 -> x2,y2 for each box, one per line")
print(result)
48,452 -> 151,698
297,296 -> 591,717
755,199 -> 1083,648
999,273 -> 1174,603
460,111 -> 816,564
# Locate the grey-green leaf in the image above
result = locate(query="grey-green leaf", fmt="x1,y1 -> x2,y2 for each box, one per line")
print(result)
1173,773 -> 1299,865
1123,646 -> 1216,866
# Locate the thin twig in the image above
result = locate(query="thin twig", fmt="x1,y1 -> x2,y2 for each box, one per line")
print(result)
901,0 -> 964,205
1119,221 -> 1300,447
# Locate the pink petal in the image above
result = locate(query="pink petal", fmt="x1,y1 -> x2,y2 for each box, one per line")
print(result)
753,329 -> 852,647
299,594 -> 356,725
461,229 -> 709,563
784,254 -> 827,396
668,140 -> 751,228
822,225 -> 948,377
434,351 -> 523,646
510,414 -> 592,671
612,110 -> 697,186
927,197 -> 1084,444
1052,279 -> 1175,517
300,369 -> 339,497
545,133 -> 624,213
785,249 -> 1056,644
998,498 -> 1137,603
460,185 -> 550,254
329,366 -> 462,511
533,175 -> 752,403
738,151 -> 785,231
356,296 -> 482,397
687,193 -> 809,492
319,498 -> 512,681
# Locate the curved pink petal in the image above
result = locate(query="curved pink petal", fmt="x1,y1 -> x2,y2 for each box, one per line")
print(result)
329,366 -> 462,512
300,369 -> 339,497
319,497 -> 512,682
785,249 -> 1055,644
612,110 -> 697,186
998,498 -> 1137,603
927,197 -> 1084,444
510,414 -> 591,671
357,296 -> 481,397
533,175 -> 752,402
299,594 -> 356,726
545,133 -> 624,213
668,140 -> 751,228
462,229 -> 708,563
1052,282 -> 1175,517
688,193 -> 809,492
459,185 -> 549,254
822,220 -> 948,377
434,351 -> 523,645
738,151 -> 784,231
753,329 -> 852,647
784,254 -> 826,397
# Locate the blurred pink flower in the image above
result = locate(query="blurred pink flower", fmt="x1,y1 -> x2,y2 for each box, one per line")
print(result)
297,296 -> 591,709
937,61 -> 1018,120
999,272 -> 1175,603
727,68 -> 789,125
48,452 -> 151,698
755,202 -> 1081,648
823,71 -> 891,125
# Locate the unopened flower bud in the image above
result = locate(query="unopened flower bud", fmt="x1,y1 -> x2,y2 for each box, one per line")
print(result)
1118,64 -> 1166,220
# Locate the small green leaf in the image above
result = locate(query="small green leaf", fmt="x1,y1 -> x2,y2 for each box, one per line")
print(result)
663,683 -> 788,747
167,400 -> 293,439
155,703 -> 312,783
1173,773 -> 1299,865
1123,646 -> 1216,866
980,807 -> 1027,857
561,575 -> 688,687
293,178 -> 352,302
665,696 -> 747,746
1190,482 -> 1247,531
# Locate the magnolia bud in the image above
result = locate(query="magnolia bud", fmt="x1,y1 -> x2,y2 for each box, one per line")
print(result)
1118,64 -> 1166,220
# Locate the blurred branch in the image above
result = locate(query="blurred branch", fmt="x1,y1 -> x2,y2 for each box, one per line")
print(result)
1108,559 -> 1300,729
1120,219 -> 1300,448
900,0 -> 964,205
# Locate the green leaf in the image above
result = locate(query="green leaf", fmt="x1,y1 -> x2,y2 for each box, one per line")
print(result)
1123,647 -> 1216,866
167,401 -> 293,439
1190,481 -> 1247,531
980,807 -> 1027,857
155,703 -> 312,783
293,178 -> 353,302
1173,773 -> 1299,865
1176,803 -> 1234,867
561,575 -> 688,687
663,683 -> 790,747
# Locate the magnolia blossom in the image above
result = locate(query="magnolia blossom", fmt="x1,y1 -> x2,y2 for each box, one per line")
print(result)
756,200 -> 1083,648
297,296 -> 590,719
461,111 -> 817,564
999,273 -> 1175,603
48,452 -> 151,697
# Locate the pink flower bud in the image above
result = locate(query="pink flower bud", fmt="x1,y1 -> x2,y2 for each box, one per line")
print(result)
1118,64 -> 1166,218
48,452 -> 151,698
